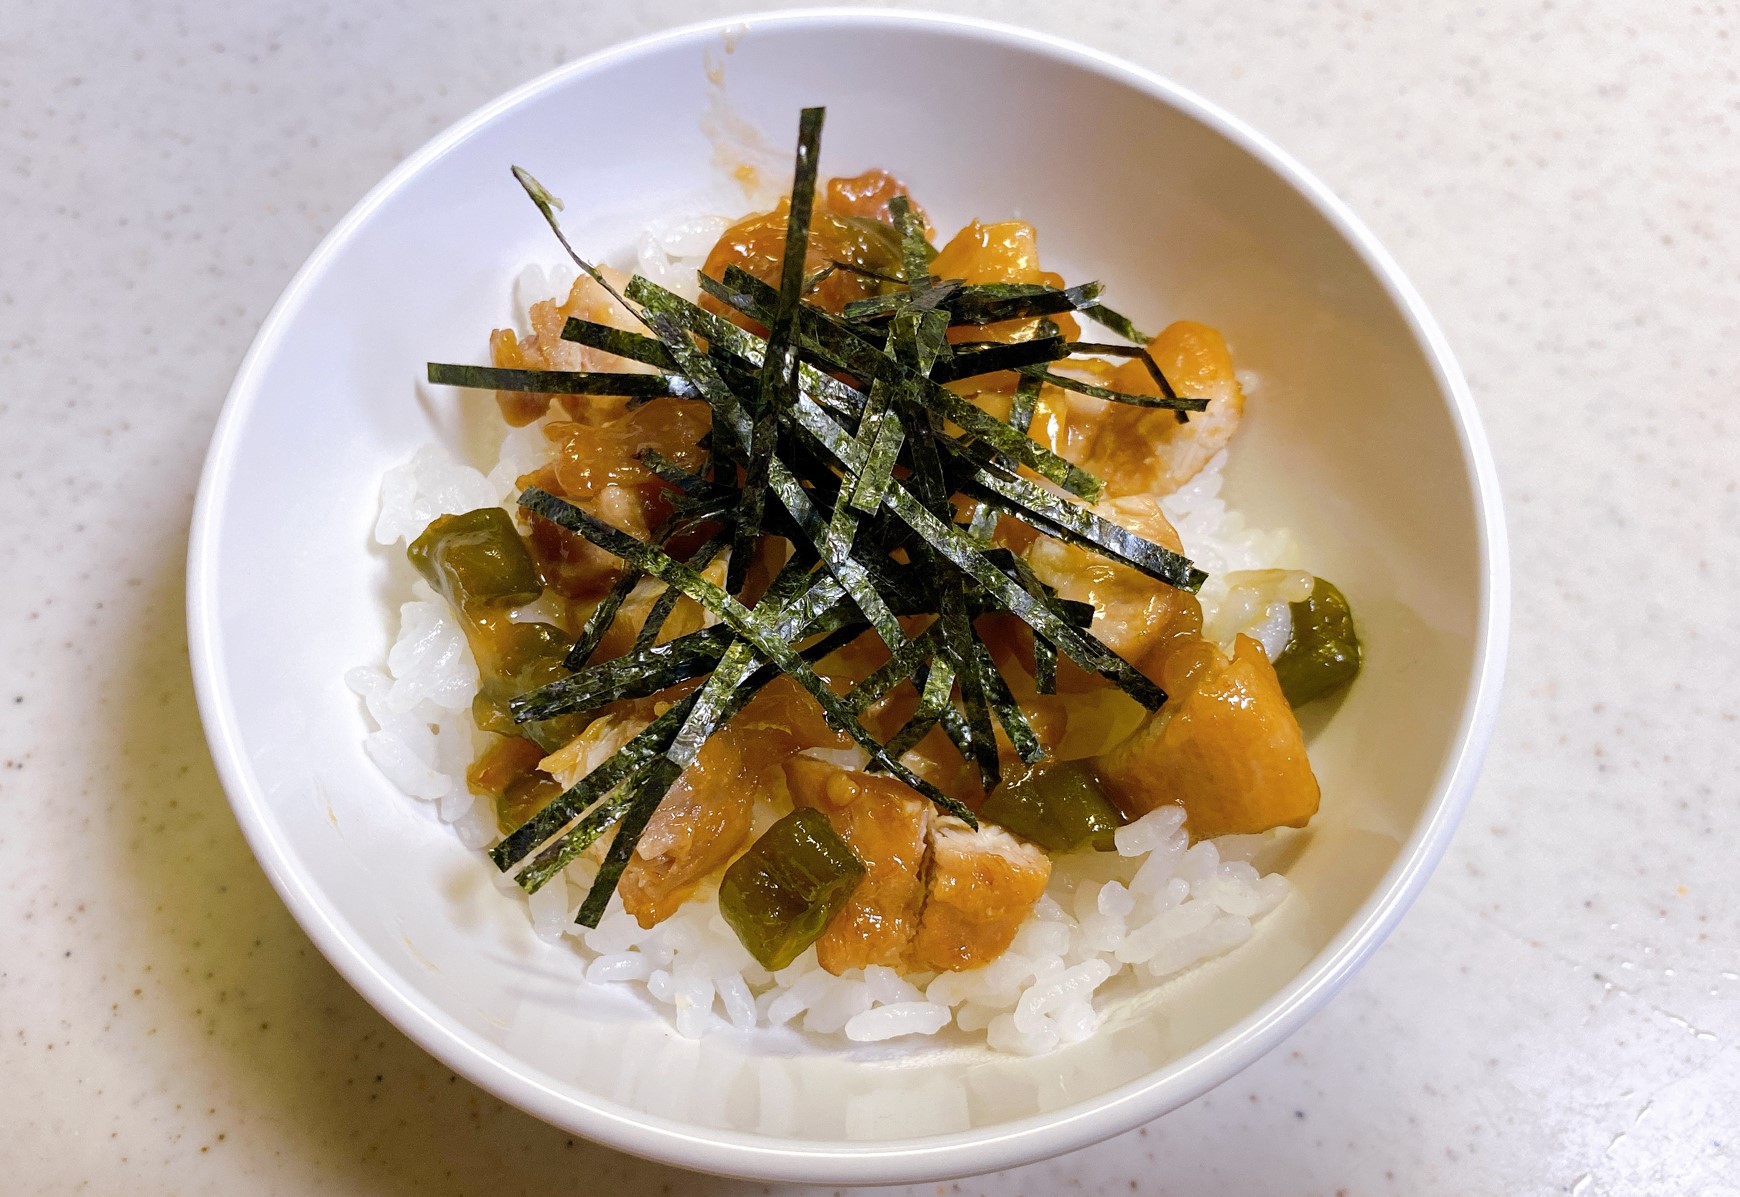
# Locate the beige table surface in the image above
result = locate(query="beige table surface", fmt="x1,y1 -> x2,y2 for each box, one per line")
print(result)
2,2 -> 1736,1194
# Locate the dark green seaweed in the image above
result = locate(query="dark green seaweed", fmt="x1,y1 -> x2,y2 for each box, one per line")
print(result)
426,362 -> 698,399
558,318 -> 678,370
519,486 -> 977,823
1017,367 -> 1207,412
879,658 -> 956,762
510,167 -> 644,319
733,106 -> 826,596
971,630 -> 1046,764
712,266 -> 1105,500
460,120 -> 1235,927
1080,301 -> 1152,345
929,336 -> 1071,384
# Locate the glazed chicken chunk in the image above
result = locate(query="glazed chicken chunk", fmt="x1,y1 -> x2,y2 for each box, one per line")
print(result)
784,755 -> 931,975
909,820 -> 1052,973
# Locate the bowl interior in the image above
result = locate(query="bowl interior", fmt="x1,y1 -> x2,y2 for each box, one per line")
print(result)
191,12 -> 1495,1182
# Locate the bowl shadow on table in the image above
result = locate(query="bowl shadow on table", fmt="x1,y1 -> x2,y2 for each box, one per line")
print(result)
114,529 -> 1419,1194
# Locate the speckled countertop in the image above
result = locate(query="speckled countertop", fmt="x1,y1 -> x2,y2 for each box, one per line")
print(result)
2,2 -> 1736,1193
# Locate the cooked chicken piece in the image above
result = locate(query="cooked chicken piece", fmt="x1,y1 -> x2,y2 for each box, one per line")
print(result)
543,706 -> 757,930
502,266 -> 714,601
699,198 -> 904,322
539,709 -> 651,788
486,267 -> 647,426
909,820 -> 1051,973
617,729 -> 753,929
732,675 -> 856,781
929,219 -> 1080,348
1067,321 -> 1245,498
1095,634 -> 1319,840
823,169 -> 933,237
1025,493 -> 1191,674
785,755 -> 931,974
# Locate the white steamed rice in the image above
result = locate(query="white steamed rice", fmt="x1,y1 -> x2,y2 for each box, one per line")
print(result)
349,254 -> 1314,1055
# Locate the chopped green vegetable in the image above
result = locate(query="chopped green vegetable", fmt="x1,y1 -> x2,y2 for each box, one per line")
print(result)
979,759 -> 1122,852
468,621 -> 589,752
1273,576 -> 1362,706
408,508 -> 543,609
718,808 -> 866,970
406,509 -> 591,749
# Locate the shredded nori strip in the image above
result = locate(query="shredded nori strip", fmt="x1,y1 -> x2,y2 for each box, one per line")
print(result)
929,336 -> 1072,384
1080,301 -> 1152,345
558,318 -> 678,370
1033,626 -> 1059,695
635,448 -> 729,502
790,380 -> 1204,593
556,511 -> 702,672
955,451 -> 1207,591
492,691 -> 697,876
1008,370 -> 1042,435
733,106 -> 825,596
426,362 -> 698,399
504,619 -> 870,891
571,639 -> 759,923
941,579 -> 1001,791
846,377 -> 904,514
573,756 -> 683,924
1073,334 -> 1192,424
949,280 -> 1105,325
1018,367 -> 1208,411
519,486 -> 977,823
889,195 -> 932,289
709,266 -> 1105,500
446,111 -> 1226,923
562,569 -> 643,671
632,535 -> 729,652
970,629 -> 1046,764
523,627 -> 734,721
880,478 -> 1167,710
880,658 -> 955,761
824,258 -> 908,285
510,166 -> 641,318
839,277 -> 960,322
781,391 -> 1166,707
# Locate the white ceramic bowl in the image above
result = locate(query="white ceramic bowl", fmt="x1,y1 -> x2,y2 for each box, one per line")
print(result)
188,8 -> 1507,1185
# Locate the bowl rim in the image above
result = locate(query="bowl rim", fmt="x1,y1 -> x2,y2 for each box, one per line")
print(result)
187,6 -> 1510,1185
